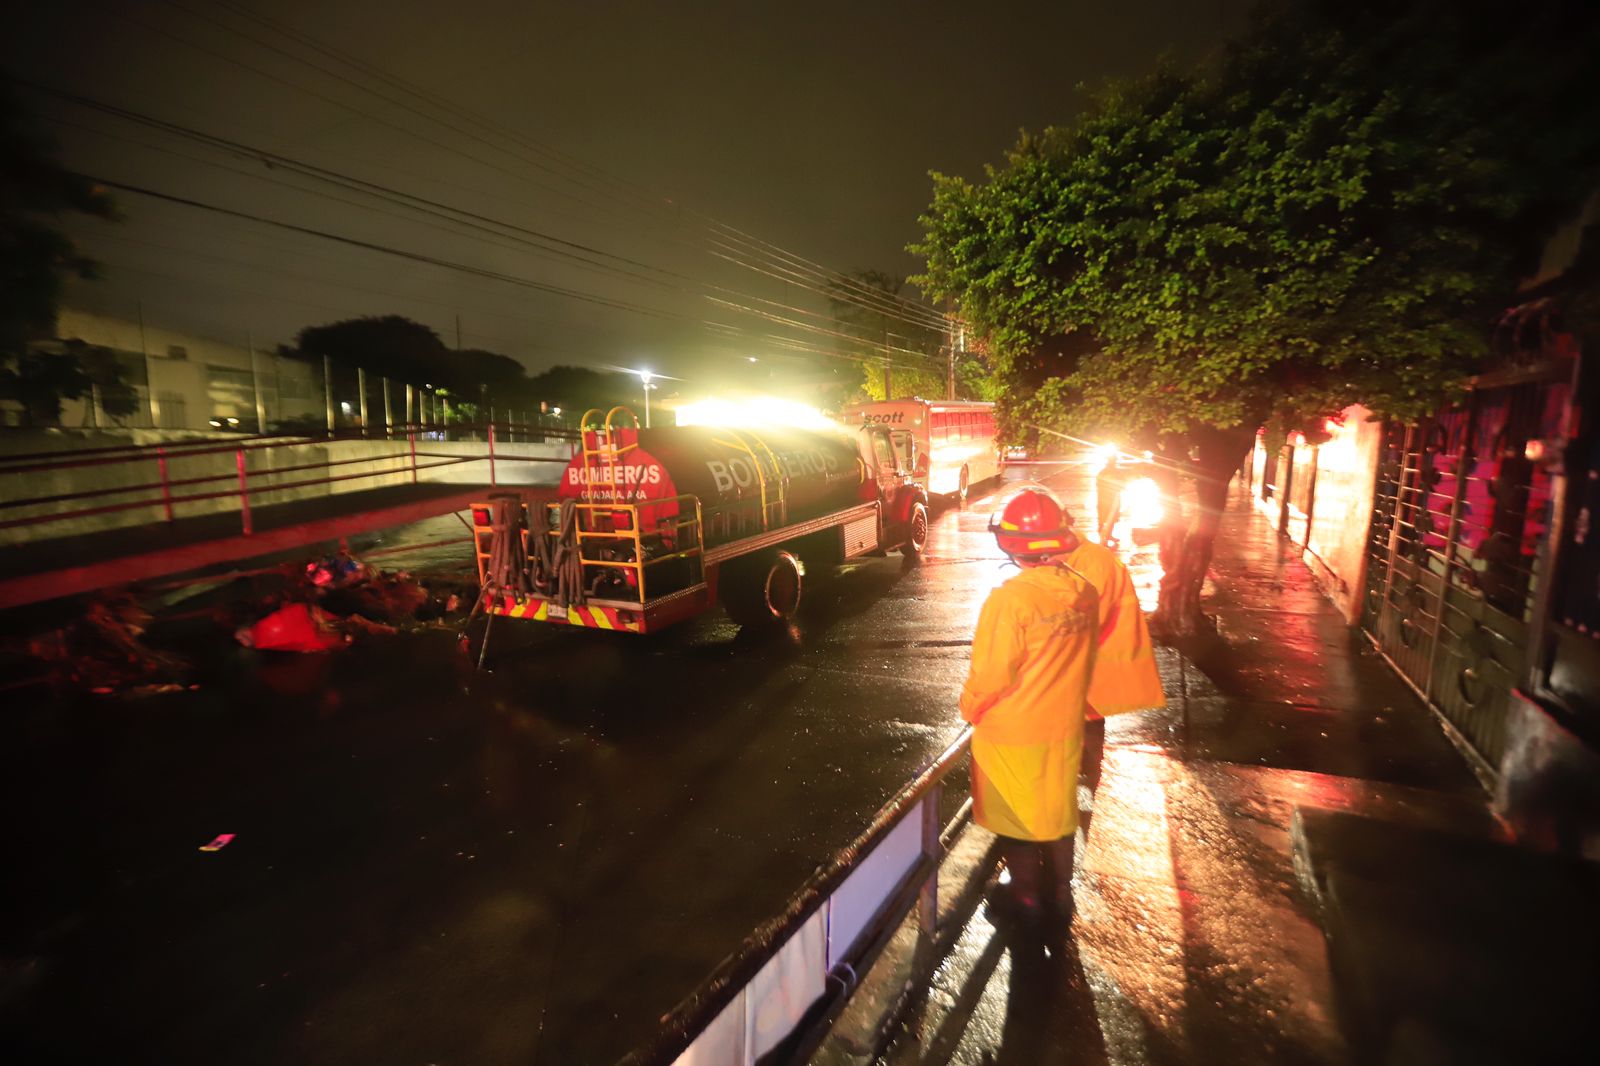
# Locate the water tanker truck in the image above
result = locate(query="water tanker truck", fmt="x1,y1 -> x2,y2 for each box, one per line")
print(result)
467,406 -> 930,634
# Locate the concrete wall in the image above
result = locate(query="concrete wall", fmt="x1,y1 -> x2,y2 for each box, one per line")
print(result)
0,436 -> 571,548
1248,405 -> 1383,624
45,309 -> 323,432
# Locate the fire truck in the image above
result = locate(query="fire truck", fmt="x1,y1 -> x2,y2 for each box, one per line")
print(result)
466,406 -> 930,635
838,398 -> 999,501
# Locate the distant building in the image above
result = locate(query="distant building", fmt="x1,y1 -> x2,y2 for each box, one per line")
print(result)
2,309 -> 323,432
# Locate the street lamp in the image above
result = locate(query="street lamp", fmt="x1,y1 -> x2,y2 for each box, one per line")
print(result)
638,369 -> 654,427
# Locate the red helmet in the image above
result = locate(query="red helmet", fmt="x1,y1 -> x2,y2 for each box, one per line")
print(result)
989,490 -> 1079,560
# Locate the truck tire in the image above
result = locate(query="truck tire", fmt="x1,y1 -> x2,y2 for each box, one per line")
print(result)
956,464 -> 970,503
722,550 -> 805,627
900,502 -> 929,563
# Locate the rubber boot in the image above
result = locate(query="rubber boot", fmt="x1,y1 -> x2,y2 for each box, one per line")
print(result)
1044,837 -> 1076,922
997,839 -> 1044,918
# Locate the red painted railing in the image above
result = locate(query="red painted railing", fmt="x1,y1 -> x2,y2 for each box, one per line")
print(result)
0,421 -> 578,536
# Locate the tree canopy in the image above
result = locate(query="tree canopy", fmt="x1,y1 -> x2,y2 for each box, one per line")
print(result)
821,270 -> 992,403
1,89 -> 117,360
912,0 -> 1600,449
286,315 -> 657,417
522,365 -> 640,416
288,315 -> 547,405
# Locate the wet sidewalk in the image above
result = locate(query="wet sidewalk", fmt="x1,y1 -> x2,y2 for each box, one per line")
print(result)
845,486 -> 1497,1065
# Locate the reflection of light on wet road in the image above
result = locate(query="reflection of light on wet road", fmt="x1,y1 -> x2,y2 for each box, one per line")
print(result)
1077,750 -> 1187,1059
1074,749 -> 1344,1063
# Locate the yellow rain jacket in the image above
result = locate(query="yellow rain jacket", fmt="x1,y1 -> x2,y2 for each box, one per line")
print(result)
960,565 -> 1099,841
1062,540 -> 1166,717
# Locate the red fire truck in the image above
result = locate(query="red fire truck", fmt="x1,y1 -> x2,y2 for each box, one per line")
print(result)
467,406 -> 930,635
838,398 -> 999,501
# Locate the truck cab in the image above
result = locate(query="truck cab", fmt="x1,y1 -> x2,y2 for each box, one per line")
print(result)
858,424 -> 930,559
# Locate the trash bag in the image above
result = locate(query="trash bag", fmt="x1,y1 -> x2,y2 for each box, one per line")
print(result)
236,603 -> 349,652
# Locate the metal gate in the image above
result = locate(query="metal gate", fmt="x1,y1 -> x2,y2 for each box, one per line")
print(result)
1361,372 -> 1569,771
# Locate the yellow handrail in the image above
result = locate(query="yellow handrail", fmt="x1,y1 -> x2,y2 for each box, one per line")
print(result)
538,493 -> 705,604
710,428 -> 789,531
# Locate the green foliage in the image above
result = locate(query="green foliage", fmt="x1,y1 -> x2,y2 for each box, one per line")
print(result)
1,89 -> 117,359
0,339 -> 136,427
63,338 -> 138,420
288,315 -> 549,405
912,0 -> 1600,444
0,351 -> 87,425
820,269 -> 990,404
522,365 -> 638,416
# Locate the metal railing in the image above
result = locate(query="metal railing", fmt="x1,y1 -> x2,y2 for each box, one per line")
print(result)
569,495 -> 705,602
0,420 -> 578,537
619,725 -> 975,1066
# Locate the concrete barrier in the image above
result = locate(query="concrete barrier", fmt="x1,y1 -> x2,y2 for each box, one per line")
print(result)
0,433 -> 572,547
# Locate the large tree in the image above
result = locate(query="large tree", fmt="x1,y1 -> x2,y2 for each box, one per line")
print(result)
287,315 -> 551,419
1,91 -> 115,355
522,365 -> 640,418
1,90 -> 119,425
913,0 -> 1600,631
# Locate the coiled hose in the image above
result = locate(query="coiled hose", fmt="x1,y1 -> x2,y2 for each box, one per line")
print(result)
484,496 -> 531,600
530,498 -> 585,607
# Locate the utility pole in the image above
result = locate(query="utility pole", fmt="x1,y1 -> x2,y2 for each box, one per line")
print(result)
357,367 -> 369,438
323,354 -> 335,436
139,299 -> 159,428
249,332 -> 267,434
945,304 -> 960,401
882,317 -> 892,400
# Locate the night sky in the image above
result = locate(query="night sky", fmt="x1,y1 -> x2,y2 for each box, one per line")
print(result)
4,0 -> 1246,384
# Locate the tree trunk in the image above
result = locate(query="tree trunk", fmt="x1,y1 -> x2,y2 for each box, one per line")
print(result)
1151,425 -> 1257,636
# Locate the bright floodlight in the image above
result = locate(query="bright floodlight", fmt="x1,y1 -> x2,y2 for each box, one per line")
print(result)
638,369 -> 654,385
674,396 -> 835,431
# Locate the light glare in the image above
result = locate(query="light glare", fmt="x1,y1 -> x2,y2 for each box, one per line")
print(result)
673,396 -> 836,431
1124,476 -> 1164,528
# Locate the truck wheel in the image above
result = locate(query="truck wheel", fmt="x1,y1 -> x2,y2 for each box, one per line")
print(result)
956,465 -> 970,503
722,551 -> 805,627
900,503 -> 929,563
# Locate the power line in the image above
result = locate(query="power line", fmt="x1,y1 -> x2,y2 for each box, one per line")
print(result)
85,177 -> 946,374
29,81 -> 949,367
145,0 -> 958,334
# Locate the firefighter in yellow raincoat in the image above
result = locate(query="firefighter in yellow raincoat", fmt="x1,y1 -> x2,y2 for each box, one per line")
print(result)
960,489 -> 1164,920
1063,512 -> 1166,805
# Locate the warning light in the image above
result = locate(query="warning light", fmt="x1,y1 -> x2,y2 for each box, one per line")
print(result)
472,506 -> 492,527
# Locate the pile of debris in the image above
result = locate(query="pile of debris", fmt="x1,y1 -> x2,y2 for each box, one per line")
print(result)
16,549 -> 473,695
233,551 -> 463,650
26,598 -> 193,696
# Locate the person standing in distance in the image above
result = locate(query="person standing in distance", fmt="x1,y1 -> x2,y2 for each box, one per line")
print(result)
1095,452 -> 1128,547
960,490 -> 1099,923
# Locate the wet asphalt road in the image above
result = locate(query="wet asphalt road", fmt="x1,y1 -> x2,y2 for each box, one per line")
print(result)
1,466 -> 1085,1065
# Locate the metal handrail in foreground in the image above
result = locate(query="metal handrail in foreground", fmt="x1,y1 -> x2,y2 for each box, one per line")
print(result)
619,725 -> 975,1066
